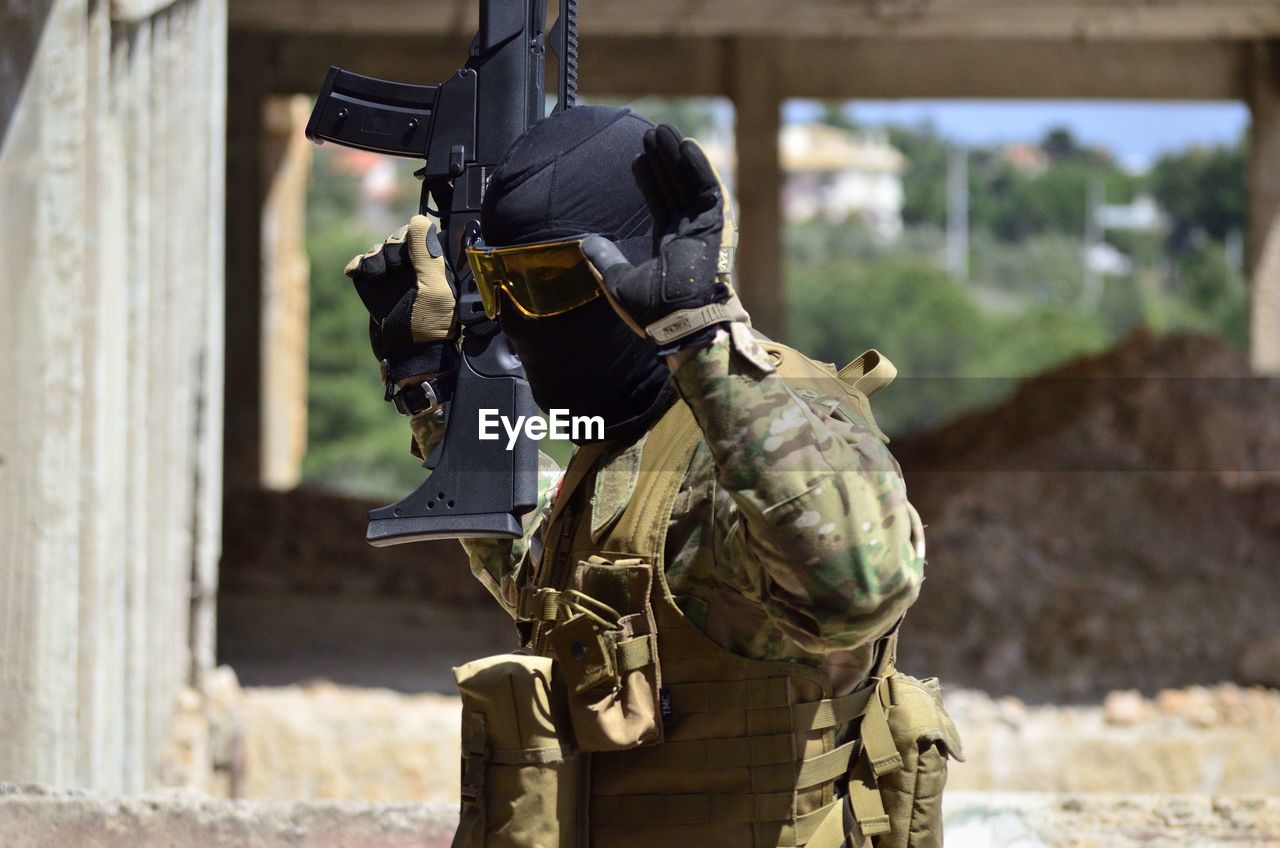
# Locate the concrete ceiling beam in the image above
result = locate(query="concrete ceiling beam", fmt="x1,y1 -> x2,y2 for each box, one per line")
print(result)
230,0 -> 1280,41
245,31 -> 1249,102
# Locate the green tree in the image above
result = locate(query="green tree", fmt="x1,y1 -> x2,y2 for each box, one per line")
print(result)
1149,143 -> 1245,248
302,151 -> 429,498
816,102 -> 858,131
1041,126 -> 1083,161
991,161 -> 1092,241
785,216 -> 1117,436
886,122 -> 1137,242
969,230 -> 1085,305
1163,241 -> 1249,345
1038,126 -> 1111,166
885,123 -> 949,229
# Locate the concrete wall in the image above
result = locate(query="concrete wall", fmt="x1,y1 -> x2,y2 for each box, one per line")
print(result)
0,0 -> 226,793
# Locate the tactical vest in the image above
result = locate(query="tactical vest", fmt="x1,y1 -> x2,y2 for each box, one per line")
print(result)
453,342 -> 963,848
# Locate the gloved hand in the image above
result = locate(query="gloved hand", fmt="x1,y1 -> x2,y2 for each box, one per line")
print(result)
345,215 -> 459,412
581,124 -> 737,355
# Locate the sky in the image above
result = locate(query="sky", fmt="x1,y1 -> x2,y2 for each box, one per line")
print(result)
784,99 -> 1249,173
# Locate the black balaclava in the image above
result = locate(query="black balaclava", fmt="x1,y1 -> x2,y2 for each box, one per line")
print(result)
482,105 -> 674,444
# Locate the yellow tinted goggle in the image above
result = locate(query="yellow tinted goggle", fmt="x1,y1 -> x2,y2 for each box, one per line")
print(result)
465,237 -> 602,318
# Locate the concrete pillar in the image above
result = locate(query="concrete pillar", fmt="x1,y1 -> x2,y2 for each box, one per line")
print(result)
730,39 -> 785,342
0,0 -> 90,789
190,0 -> 229,697
1248,41 -> 1280,375
260,96 -> 313,491
0,0 -> 226,793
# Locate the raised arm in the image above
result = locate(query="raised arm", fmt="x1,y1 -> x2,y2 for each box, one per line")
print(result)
582,125 -> 923,656
668,329 -> 923,653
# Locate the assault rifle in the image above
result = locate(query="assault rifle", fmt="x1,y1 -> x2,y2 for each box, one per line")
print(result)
305,0 -> 579,545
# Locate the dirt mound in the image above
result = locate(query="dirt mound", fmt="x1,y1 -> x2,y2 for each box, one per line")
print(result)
895,330 -> 1280,702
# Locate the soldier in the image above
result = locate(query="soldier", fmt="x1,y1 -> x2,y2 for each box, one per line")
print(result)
346,106 -> 961,848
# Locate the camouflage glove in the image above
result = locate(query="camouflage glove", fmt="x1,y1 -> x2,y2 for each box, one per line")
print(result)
582,124 -> 738,355
345,215 -> 459,414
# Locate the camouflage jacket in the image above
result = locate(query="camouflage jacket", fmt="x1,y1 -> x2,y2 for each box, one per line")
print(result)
413,331 -> 925,694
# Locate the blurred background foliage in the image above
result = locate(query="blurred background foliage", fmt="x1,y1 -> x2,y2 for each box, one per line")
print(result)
301,154 -> 428,498
303,100 -> 1248,497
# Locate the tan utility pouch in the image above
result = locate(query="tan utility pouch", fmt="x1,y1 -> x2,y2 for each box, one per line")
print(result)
452,654 -> 585,848
873,673 -> 965,848
546,557 -> 663,752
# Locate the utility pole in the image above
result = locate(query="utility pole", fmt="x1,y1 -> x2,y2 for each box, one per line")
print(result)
946,145 -> 969,282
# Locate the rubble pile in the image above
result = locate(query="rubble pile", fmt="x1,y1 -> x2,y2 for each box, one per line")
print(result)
896,330 -> 1280,701
946,684 -> 1280,795
170,679 -> 1280,802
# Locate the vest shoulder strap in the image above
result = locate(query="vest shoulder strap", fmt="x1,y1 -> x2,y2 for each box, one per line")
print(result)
758,341 -> 893,445
600,399 -> 702,565
837,348 -> 897,398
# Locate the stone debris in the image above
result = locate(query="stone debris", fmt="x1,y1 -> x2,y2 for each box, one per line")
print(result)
944,685 -> 1280,795
1102,690 -> 1148,726
2,786 -> 1277,848
945,792 -> 1280,847
155,680 -> 1280,803
237,681 -> 462,803
0,786 -> 457,848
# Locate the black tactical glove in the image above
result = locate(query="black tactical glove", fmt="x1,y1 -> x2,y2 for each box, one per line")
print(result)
581,124 -> 738,355
345,215 -> 459,413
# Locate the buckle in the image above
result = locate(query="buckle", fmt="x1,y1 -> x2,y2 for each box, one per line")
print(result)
460,752 -> 486,798
389,374 -> 451,416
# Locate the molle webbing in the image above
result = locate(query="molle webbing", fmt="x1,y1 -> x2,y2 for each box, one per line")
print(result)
589,791 -> 869,848
611,735 -> 855,793
609,733 -> 794,771
800,674 -> 906,847
660,677 -> 879,734
591,675 -> 900,843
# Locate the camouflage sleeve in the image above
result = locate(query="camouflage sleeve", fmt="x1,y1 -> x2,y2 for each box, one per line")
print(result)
669,331 -> 925,655
410,411 -> 561,618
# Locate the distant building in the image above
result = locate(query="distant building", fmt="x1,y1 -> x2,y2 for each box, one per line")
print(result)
701,123 -> 907,241
1097,194 -> 1168,232
781,124 -> 907,240
1087,193 -> 1168,280
1085,242 -> 1136,277
1003,142 -> 1050,175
